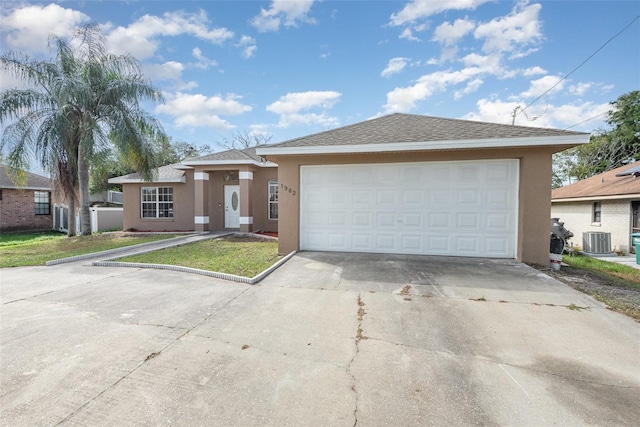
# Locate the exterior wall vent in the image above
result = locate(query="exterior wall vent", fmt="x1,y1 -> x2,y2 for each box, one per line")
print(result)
582,232 -> 611,254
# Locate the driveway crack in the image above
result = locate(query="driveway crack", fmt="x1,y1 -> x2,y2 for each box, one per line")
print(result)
346,293 -> 366,427
53,287 -> 251,426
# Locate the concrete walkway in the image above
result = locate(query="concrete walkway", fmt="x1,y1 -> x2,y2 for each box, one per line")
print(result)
584,253 -> 640,270
46,231 -> 232,265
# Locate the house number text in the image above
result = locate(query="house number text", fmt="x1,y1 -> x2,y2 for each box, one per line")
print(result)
280,183 -> 297,196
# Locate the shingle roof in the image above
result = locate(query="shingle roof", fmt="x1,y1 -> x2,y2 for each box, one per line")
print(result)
266,113 -> 587,148
0,164 -> 52,190
188,146 -> 263,162
552,162 -> 640,200
108,164 -> 185,183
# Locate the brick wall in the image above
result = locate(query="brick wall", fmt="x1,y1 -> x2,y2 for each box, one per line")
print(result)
0,188 -> 53,232
551,200 -> 633,253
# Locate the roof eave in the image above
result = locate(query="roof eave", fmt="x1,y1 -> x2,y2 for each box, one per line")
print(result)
256,134 -> 589,156
181,159 -> 277,167
552,194 -> 640,202
1,186 -> 52,191
108,177 -> 187,184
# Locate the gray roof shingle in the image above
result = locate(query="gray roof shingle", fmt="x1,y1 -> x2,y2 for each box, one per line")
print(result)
0,164 -> 52,190
187,146 -> 263,162
552,161 -> 640,199
266,113 -> 588,148
110,164 -> 185,182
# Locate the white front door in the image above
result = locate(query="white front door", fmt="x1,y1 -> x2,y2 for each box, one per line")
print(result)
224,185 -> 240,228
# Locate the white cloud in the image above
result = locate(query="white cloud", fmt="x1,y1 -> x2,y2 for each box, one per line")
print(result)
156,93 -> 251,130
192,47 -> 218,69
454,78 -> 483,99
568,82 -> 592,96
236,35 -> 257,58
383,68 -> 481,113
463,97 -> 610,130
520,75 -> 564,99
144,61 -> 184,81
1,4 -> 90,54
474,3 -> 543,55
106,10 -> 234,59
399,27 -> 421,42
433,19 -> 475,46
251,0 -> 317,32
390,0 -> 490,26
267,90 -> 341,128
381,57 -> 409,77
523,66 -> 547,76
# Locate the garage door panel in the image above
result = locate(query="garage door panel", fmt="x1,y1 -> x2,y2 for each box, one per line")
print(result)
352,212 -> 372,227
402,213 -> 422,227
428,212 -> 450,228
403,189 -> 423,204
401,235 -> 422,252
486,213 -> 510,230
377,190 -> 395,204
376,212 -> 396,227
352,234 -> 372,250
376,234 -> 396,250
486,188 -> 511,206
429,189 -> 451,204
456,213 -> 480,229
457,189 -> 480,205
427,235 -> 451,252
455,236 -> 480,254
300,160 -> 518,258
485,237 -> 509,256
328,212 -> 347,227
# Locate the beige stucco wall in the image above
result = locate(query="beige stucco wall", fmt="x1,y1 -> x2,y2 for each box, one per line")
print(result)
121,166 -> 279,233
121,170 -> 195,231
269,146 -> 559,265
190,166 -> 278,232
551,200 -> 633,253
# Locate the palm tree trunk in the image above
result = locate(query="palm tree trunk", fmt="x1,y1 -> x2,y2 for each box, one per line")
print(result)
78,145 -> 92,236
67,197 -> 76,237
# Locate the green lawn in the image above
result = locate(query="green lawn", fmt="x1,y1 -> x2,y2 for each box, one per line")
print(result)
563,253 -> 640,287
115,235 -> 281,278
0,231 -> 180,267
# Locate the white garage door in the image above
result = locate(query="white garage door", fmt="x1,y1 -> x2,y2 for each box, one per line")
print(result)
300,160 -> 519,258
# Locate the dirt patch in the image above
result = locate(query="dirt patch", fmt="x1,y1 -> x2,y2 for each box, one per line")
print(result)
543,265 -> 640,321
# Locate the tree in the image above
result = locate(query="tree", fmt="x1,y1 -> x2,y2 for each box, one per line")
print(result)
553,91 -> 640,186
90,138 -> 213,194
220,130 -> 272,150
0,24 -> 166,235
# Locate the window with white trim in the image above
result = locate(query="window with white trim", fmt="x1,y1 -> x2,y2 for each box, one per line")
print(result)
268,179 -> 278,220
141,187 -> 173,218
592,201 -> 601,223
34,191 -> 50,215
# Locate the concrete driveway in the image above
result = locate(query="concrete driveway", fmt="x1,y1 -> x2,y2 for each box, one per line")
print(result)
1,253 -> 639,426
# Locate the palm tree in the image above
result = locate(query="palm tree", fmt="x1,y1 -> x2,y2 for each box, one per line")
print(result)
0,24 -> 165,235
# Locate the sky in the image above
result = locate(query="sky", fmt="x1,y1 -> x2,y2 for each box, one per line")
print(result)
1,0 -> 639,159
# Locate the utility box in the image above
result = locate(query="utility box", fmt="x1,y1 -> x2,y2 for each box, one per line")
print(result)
583,232 -> 611,254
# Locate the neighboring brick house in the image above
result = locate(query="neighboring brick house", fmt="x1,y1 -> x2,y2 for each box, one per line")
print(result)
1,165 -> 56,232
551,162 -> 640,254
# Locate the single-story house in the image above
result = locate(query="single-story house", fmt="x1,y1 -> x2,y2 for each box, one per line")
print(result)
257,113 -> 589,265
109,147 -> 279,233
551,161 -> 640,254
111,113 -> 589,265
1,164 -> 57,232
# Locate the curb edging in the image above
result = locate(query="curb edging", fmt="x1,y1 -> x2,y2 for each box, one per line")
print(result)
92,250 -> 297,284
